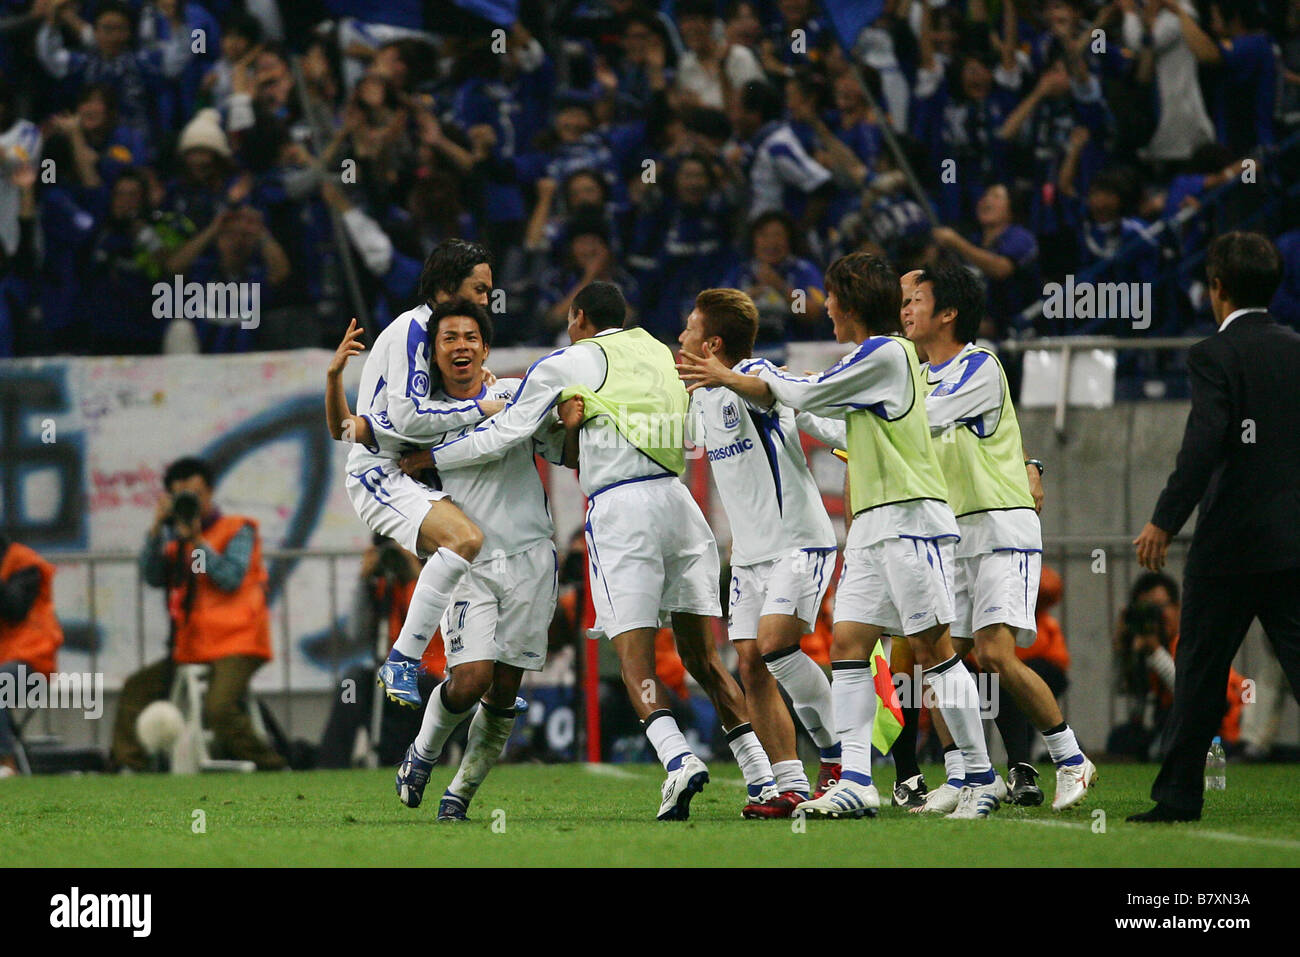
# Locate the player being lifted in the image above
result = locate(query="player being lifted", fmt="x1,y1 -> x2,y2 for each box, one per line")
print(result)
900,261 -> 1096,811
325,239 -> 500,714
679,252 -> 1004,819
421,282 -> 767,821
677,289 -> 845,818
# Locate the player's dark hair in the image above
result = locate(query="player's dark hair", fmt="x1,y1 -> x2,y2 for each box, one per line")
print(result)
418,239 -> 492,306
572,281 -> 627,330
430,298 -> 493,348
1129,571 -> 1179,607
825,252 -> 901,335
695,288 -> 758,361
1206,231 -> 1282,309
917,261 -> 985,344
740,80 -> 782,122
163,457 -> 214,490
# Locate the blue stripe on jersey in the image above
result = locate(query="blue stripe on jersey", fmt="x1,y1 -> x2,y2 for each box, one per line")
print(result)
746,407 -> 784,515
762,336 -> 896,385
931,351 -> 994,435
588,472 -> 674,500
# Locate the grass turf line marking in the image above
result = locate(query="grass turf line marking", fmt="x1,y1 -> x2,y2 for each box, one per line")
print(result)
999,815 -> 1300,849
582,764 -> 642,780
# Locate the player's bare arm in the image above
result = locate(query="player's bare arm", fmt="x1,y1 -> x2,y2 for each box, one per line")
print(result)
325,318 -> 375,447
676,341 -> 773,404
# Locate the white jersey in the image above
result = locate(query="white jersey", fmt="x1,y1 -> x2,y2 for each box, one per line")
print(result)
346,304 -> 491,476
423,377 -> 562,560
747,345 -> 960,549
430,328 -> 681,498
922,343 -> 1041,557
689,361 -> 835,565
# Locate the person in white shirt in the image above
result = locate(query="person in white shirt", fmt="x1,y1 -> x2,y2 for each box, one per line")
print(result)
424,281 -> 762,821
325,240 -> 498,711
675,0 -> 766,111
678,288 -> 844,818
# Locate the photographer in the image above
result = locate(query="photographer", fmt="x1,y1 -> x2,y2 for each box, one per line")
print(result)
317,535 -> 444,768
1108,572 -> 1242,761
109,457 -> 284,771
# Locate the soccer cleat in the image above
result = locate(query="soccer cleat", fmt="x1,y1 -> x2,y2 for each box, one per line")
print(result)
657,754 -> 709,821
395,744 -> 433,808
1008,763 -> 1045,806
913,781 -> 962,814
892,772 -> 929,809
946,775 -> 1008,819
436,791 -> 470,822
813,760 -> 841,798
1052,757 -> 1098,811
377,652 -> 424,708
795,779 -> 880,819
742,789 -> 808,819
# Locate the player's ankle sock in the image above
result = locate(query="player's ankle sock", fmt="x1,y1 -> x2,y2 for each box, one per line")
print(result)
923,656 -> 992,777
392,548 -> 472,659
942,744 -> 965,788
763,645 -> 836,749
1042,721 -> 1084,766
819,742 -> 841,763
892,703 -> 922,781
772,759 -> 810,796
831,660 -> 876,785
446,698 -> 517,804
725,723 -> 775,797
413,681 -> 475,762
643,710 -> 692,771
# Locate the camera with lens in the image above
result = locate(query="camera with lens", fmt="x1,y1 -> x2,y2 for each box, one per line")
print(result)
166,490 -> 202,531
1117,600 -> 1169,693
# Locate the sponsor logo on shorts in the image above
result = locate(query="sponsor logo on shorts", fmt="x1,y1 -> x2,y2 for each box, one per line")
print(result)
722,401 -> 741,429
908,611 -> 929,620
707,438 -> 754,461
449,635 -> 463,653
522,651 -> 539,658
773,597 -> 792,604
984,606 -> 1002,615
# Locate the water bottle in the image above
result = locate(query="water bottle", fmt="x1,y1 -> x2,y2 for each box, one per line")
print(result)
1205,736 -> 1226,791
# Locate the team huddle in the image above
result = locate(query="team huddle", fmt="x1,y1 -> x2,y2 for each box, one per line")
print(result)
324,238 -> 1097,822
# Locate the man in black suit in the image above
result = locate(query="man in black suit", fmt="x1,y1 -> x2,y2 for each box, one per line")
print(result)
1129,231 -> 1300,822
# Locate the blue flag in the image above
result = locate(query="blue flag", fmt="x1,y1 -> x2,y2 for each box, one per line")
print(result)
822,0 -> 884,51
452,0 -> 519,27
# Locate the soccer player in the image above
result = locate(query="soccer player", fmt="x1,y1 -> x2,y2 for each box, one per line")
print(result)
374,299 -> 564,820
678,252 -> 1004,819
900,261 -> 1096,811
677,288 -> 844,818
422,281 -> 763,821
325,240 -> 500,710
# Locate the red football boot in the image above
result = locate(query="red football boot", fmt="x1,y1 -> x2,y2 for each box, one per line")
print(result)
813,761 -> 841,799
742,789 -> 808,819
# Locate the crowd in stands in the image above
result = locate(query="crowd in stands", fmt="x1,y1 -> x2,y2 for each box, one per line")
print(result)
1,0 -> 1298,359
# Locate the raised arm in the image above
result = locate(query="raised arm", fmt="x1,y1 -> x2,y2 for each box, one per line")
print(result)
750,341 -> 904,418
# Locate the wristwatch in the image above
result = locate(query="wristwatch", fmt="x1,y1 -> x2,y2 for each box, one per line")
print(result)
1025,459 -> 1045,476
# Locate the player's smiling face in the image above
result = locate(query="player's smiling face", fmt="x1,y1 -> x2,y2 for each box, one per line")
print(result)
434,315 -> 489,395
453,264 -> 494,308
899,270 -> 924,338
902,280 -> 949,348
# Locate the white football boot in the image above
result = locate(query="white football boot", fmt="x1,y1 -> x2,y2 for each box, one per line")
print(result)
794,779 -> 881,819
912,780 -> 962,814
1052,757 -> 1098,811
657,754 -> 709,820
946,775 -> 1009,819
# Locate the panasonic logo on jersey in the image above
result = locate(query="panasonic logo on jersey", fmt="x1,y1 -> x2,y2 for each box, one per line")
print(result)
708,438 -> 754,461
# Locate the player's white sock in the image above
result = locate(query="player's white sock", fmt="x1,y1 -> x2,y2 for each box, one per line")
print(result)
392,548 -> 471,660
446,698 -> 517,803
772,759 -> 811,796
763,644 -> 837,750
413,681 -> 475,762
831,660 -> 875,786
942,743 -> 965,787
1042,721 -> 1085,767
643,709 -> 692,771
923,656 -> 993,783
725,723 -> 775,797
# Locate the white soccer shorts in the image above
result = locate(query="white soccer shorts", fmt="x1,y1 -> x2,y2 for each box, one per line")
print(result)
727,547 -> 836,641
951,549 -> 1041,646
346,463 -> 450,558
441,540 -> 558,672
583,476 -> 721,639
833,536 -> 956,635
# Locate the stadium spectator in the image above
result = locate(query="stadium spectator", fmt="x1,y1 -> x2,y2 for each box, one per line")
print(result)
110,456 -> 285,772
535,209 -> 639,341
0,140 -> 36,358
1121,0 -> 1216,163
674,0 -> 764,112
724,209 -> 825,344
0,533 -> 63,777
730,79 -> 833,228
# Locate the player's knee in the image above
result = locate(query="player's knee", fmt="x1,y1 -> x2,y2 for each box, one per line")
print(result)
973,643 -> 1008,674
444,522 -> 484,561
737,651 -> 768,691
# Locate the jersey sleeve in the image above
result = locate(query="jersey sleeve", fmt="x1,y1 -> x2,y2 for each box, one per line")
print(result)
380,327 -> 489,443
795,411 -> 846,449
748,339 -> 907,418
925,352 -> 1004,436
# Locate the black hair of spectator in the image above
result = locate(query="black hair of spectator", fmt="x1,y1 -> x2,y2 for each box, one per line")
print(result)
681,105 -> 732,143
418,239 -> 493,305
918,260 -> 985,344
164,457 -> 214,490
740,80 -> 783,123
221,9 -> 264,46
565,207 -> 612,246
1129,571 -> 1179,607
675,0 -> 716,22
1205,231 -> 1283,309
1217,0 -> 1266,29
563,168 -> 609,205
430,298 -> 494,349
77,81 -> 120,115
748,209 -> 805,258
789,67 -> 830,114
382,38 -> 440,89
572,281 -> 627,330
1089,166 -> 1141,216
826,252 -> 902,335
113,167 -> 154,215
94,0 -> 138,33
672,152 -> 719,192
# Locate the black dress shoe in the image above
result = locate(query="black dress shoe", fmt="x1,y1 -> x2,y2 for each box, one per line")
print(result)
1127,803 -> 1201,823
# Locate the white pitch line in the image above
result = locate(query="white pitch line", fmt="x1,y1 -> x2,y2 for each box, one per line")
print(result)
582,764 -> 642,780
998,815 -> 1300,850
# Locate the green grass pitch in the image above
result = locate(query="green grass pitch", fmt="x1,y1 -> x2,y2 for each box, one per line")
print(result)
2,762 -> 1298,867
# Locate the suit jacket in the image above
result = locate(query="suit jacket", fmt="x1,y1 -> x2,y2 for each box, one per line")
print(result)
1151,311 -> 1300,576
